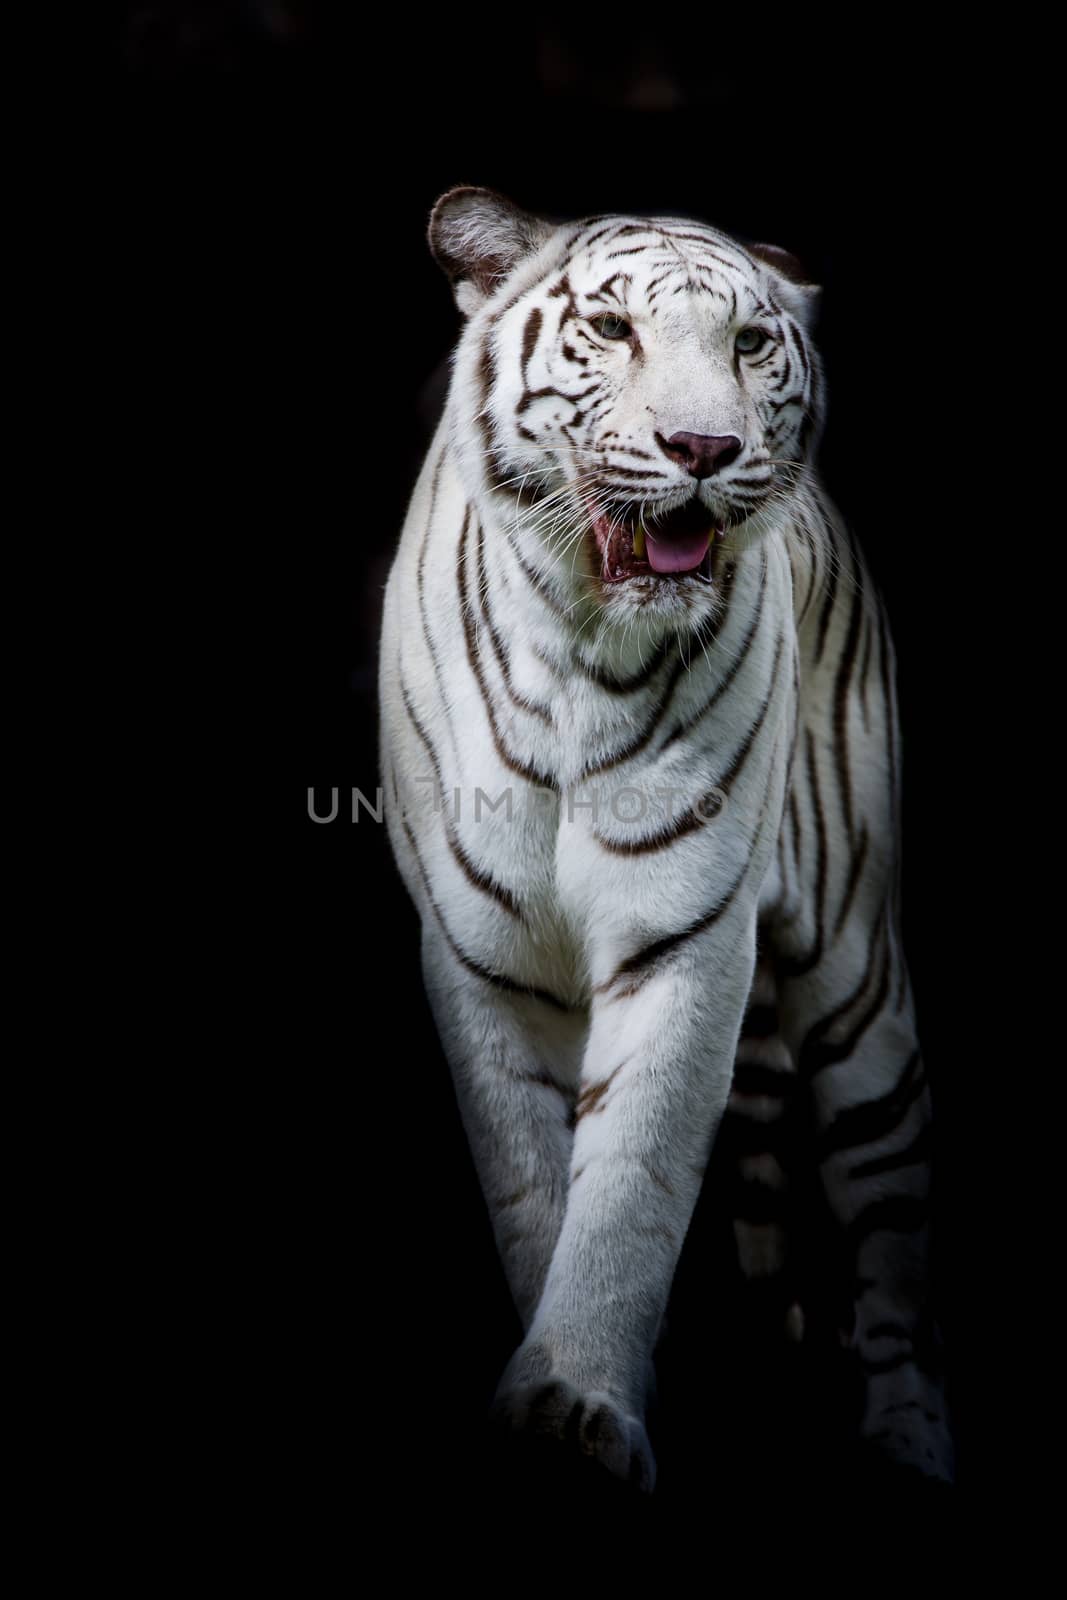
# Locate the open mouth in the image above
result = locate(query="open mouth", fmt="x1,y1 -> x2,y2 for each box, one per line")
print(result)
587,496 -> 726,584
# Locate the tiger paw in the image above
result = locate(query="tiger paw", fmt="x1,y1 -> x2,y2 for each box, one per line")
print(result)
490,1373 -> 657,1494
860,1368 -> 955,1484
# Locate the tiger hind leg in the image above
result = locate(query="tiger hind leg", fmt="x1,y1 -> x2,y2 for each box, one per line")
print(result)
772,933 -> 955,1485
721,955 -> 806,1342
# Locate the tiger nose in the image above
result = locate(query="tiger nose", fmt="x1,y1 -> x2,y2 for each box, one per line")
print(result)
661,432 -> 743,478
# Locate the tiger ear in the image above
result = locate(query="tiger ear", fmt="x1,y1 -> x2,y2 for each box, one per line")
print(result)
429,186 -> 555,316
746,241 -> 822,333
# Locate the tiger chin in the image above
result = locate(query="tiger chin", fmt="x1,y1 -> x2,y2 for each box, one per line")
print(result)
378,186 -> 955,1495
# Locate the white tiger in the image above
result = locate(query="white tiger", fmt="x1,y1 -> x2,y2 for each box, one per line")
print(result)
378,186 -> 953,1492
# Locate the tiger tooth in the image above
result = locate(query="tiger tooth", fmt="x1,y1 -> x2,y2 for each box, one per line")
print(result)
633,524 -> 646,559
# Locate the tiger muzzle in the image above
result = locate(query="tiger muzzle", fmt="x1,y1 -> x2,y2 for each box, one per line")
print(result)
587,495 -> 726,584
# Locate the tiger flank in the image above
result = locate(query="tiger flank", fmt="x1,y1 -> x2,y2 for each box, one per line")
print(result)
378,187 -> 952,1492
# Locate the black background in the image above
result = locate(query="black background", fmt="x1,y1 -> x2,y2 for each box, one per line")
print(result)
98,3 -> 1012,1554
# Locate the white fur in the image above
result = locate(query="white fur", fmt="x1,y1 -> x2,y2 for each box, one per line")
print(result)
379,197 -> 953,1490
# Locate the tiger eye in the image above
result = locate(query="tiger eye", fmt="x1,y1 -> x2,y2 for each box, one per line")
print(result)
736,327 -> 768,355
591,314 -> 632,341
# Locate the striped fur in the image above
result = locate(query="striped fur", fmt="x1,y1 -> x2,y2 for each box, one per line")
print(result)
379,188 -> 952,1492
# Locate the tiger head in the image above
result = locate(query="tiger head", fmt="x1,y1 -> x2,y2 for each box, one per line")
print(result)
431,187 -> 824,636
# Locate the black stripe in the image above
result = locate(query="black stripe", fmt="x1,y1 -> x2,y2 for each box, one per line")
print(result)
579,648 -> 690,780
831,534 -> 864,843
714,631 -> 785,792
833,824 -> 869,939
848,1120 -> 933,1181
399,678 -> 525,921
731,1061 -> 796,1097
475,520 -> 553,724
772,350 -> 794,392
846,1193 -> 929,1247
416,452 -> 449,702
660,554 -> 760,748
740,1002 -> 780,1039
459,511 -> 559,791
875,597 -> 909,1014
860,1351 -> 920,1378
799,907 -> 891,1080
777,727 -> 828,977
597,853 -> 751,993
575,636 -> 670,693
521,306 -> 542,378
505,526 -> 569,620
858,614 -> 873,731
816,1048 -> 925,1161
814,523 -> 840,665
476,333 -> 509,493
594,631 -> 782,857
576,222 -> 622,250
795,507 -> 821,629
600,466 -> 670,483
793,328 -> 811,384
477,328 -> 546,501
400,813 -> 571,1011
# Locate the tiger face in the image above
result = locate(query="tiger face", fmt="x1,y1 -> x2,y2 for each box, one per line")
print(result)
434,187 -> 823,635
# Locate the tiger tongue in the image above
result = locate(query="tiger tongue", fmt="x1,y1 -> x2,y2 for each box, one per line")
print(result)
644,527 -> 713,574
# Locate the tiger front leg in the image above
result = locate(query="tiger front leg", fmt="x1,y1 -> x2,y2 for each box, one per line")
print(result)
492,910 -> 759,1493
420,931 -> 582,1334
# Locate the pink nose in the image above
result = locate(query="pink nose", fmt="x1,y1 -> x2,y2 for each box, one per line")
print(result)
659,432 -> 743,478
